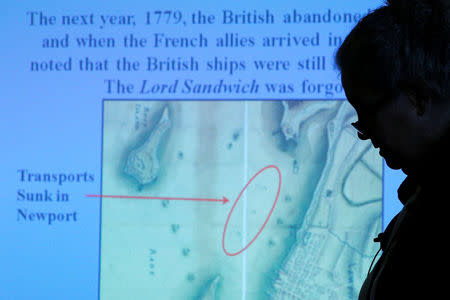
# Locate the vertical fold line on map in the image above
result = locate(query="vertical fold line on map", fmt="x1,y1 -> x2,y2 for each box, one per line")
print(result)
242,100 -> 249,300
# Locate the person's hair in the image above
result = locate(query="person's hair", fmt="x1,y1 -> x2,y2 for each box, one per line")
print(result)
335,0 -> 450,103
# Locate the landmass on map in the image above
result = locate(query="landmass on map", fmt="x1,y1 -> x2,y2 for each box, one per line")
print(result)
123,106 -> 171,187
100,100 -> 382,300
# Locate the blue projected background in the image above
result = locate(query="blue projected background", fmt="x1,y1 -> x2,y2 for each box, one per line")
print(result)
0,1 -> 406,299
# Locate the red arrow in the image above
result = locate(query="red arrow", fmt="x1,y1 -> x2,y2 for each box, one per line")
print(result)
86,194 -> 229,205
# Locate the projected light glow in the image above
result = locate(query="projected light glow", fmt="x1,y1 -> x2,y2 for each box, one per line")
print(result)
0,1 -> 407,299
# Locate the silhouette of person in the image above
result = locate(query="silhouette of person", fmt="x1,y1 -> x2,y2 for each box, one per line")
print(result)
335,0 -> 449,298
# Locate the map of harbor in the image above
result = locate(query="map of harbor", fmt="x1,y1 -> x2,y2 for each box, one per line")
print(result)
100,100 -> 382,300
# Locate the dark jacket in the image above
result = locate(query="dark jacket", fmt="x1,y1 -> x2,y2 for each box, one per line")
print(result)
358,134 -> 450,299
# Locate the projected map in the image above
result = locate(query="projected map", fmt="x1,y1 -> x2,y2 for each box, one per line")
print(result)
100,100 -> 382,300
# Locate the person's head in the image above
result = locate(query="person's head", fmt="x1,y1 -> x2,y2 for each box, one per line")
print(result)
335,0 -> 450,176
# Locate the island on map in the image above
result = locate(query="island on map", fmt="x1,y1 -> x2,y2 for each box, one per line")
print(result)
124,106 -> 171,187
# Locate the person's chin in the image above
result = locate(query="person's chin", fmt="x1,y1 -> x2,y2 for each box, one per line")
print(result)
381,152 -> 403,170
386,160 -> 402,169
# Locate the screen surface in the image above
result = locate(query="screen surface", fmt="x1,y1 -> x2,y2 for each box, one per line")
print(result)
0,1 -> 406,299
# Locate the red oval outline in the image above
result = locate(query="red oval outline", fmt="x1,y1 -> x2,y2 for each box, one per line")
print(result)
222,165 -> 282,256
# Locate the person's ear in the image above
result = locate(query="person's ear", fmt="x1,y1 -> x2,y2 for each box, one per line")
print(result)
402,80 -> 432,117
405,90 -> 429,116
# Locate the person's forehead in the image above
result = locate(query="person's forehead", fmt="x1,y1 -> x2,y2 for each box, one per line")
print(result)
342,75 -> 387,110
